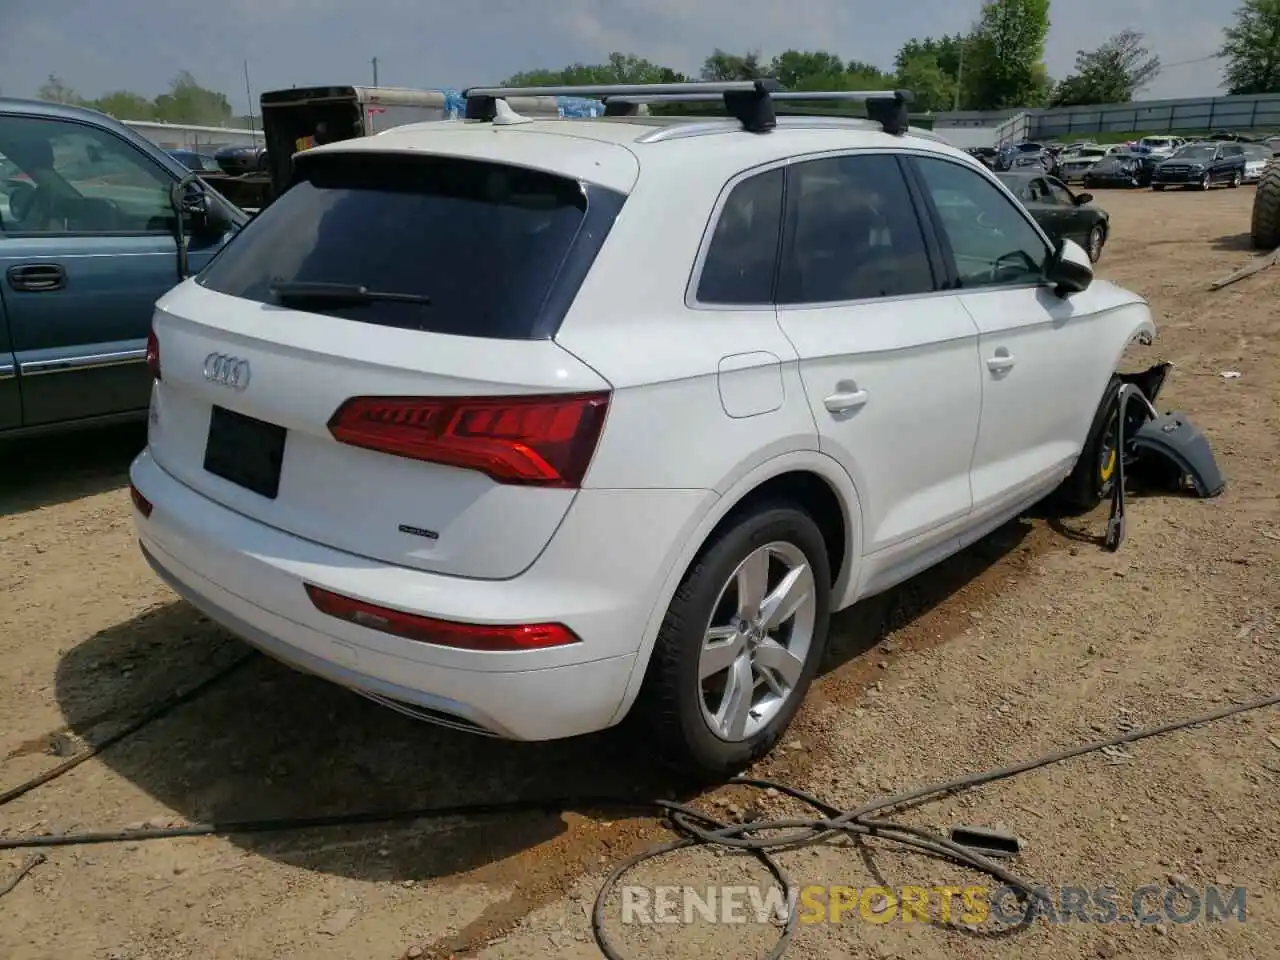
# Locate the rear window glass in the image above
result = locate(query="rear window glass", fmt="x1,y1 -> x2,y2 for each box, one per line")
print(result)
198,153 -> 594,339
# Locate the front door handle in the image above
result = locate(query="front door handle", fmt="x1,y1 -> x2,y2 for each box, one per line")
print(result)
7,264 -> 67,292
986,349 -> 1016,373
824,387 -> 869,413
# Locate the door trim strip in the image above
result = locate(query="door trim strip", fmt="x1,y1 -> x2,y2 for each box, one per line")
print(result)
18,346 -> 147,377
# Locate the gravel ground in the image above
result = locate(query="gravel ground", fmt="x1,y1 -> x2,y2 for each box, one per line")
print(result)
1,186 -> 1277,960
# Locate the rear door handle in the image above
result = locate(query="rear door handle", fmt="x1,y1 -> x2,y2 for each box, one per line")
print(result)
986,350 -> 1016,373
7,264 -> 67,292
824,388 -> 868,413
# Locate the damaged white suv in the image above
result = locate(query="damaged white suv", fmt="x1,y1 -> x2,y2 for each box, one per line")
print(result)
130,81 -> 1156,778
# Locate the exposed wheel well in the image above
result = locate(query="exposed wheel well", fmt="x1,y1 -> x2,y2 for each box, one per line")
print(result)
701,471 -> 848,588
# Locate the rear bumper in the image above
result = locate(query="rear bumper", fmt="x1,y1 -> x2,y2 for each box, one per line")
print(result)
130,450 -> 714,740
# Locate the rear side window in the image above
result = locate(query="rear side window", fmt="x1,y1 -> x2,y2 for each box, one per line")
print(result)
198,153 -> 620,339
696,167 -> 784,305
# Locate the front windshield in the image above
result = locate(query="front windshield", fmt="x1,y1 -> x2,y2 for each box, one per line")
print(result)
1173,145 -> 1217,161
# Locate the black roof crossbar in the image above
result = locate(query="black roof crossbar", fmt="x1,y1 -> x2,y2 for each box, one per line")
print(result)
461,81 -> 916,135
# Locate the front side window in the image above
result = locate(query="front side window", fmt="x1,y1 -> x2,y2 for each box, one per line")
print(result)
0,114 -> 174,234
1045,179 -> 1075,205
777,153 -> 936,304
912,156 -> 1051,289
696,167 -> 784,305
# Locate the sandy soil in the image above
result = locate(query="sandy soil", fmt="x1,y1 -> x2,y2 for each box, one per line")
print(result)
1,186 -> 1277,960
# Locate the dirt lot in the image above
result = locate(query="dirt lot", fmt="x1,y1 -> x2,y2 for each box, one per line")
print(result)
2,186 -> 1278,960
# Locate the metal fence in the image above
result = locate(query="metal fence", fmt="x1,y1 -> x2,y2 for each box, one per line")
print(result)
121,120 -> 261,153
932,93 -> 1280,140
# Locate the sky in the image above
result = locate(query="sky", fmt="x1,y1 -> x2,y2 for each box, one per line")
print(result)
0,0 -> 1239,114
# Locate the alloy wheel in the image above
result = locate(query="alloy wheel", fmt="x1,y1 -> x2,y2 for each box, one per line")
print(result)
1088,225 -> 1105,263
697,541 -> 817,741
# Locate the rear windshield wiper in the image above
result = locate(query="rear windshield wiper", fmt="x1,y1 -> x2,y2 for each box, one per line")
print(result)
269,281 -> 431,305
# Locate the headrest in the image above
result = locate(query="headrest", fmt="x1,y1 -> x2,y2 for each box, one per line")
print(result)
1,137 -> 53,171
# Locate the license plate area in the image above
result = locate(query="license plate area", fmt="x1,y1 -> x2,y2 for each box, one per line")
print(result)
203,405 -> 287,499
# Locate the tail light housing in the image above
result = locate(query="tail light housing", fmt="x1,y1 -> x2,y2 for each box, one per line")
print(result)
326,392 -> 610,487
129,482 -> 153,518
145,328 -> 161,381
304,584 -> 579,652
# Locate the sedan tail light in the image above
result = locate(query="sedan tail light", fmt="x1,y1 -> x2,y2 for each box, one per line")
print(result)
304,584 -> 580,651
326,392 -> 610,487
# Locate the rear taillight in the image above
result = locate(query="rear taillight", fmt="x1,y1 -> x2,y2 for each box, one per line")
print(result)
145,328 -> 161,381
304,584 -> 579,651
129,482 -> 153,518
326,392 -> 610,488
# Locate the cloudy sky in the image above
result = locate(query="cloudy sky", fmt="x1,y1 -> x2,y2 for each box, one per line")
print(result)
0,0 -> 1237,112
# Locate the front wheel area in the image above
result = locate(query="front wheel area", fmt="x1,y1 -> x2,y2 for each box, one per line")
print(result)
1087,223 -> 1107,263
1055,374 -> 1122,512
638,503 -> 832,780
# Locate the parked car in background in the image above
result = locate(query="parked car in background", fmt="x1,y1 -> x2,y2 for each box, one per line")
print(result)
1083,150 -> 1159,189
996,141 -> 1056,174
966,146 -> 998,169
1151,141 -> 1247,190
128,82 -> 1155,777
0,97 -> 244,439
168,149 -> 221,172
1134,136 -> 1184,160
1058,145 -> 1110,183
997,171 -> 1110,262
214,144 -> 268,176
1242,142 -> 1272,183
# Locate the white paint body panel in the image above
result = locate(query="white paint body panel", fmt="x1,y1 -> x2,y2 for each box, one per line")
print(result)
132,116 -> 1157,740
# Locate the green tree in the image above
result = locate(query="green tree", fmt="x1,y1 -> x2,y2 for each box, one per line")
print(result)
1220,0 -> 1280,94
38,74 -> 81,104
896,49 -> 957,111
152,71 -> 233,125
896,35 -> 966,82
769,50 -> 848,88
1050,30 -> 1161,105
963,0 -> 1053,110
505,53 -> 686,86
89,90 -> 157,121
701,49 -> 766,81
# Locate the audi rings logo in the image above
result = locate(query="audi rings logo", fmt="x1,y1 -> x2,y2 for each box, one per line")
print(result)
203,353 -> 251,390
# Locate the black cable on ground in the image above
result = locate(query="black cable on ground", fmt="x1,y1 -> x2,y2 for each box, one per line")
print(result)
0,650 -> 256,809
0,685 -> 1275,958
0,854 -> 45,898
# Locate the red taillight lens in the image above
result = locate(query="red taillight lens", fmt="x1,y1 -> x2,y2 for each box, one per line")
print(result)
129,482 -> 153,518
326,392 -> 610,487
145,328 -> 161,381
304,584 -> 579,652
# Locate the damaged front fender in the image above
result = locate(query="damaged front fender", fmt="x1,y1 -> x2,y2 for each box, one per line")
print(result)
1118,360 -> 1172,406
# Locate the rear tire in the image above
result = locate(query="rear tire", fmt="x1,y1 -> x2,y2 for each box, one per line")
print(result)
1056,374 -> 1122,512
1251,163 -> 1280,249
638,503 -> 832,780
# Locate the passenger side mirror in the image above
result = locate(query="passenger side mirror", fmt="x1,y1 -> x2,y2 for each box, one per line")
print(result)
1046,238 -> 1093,297
1075,192 -> 1093,205
174,180 -> 233,238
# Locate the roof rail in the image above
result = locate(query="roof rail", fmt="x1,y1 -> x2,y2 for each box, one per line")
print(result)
462,80 -> 915,135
